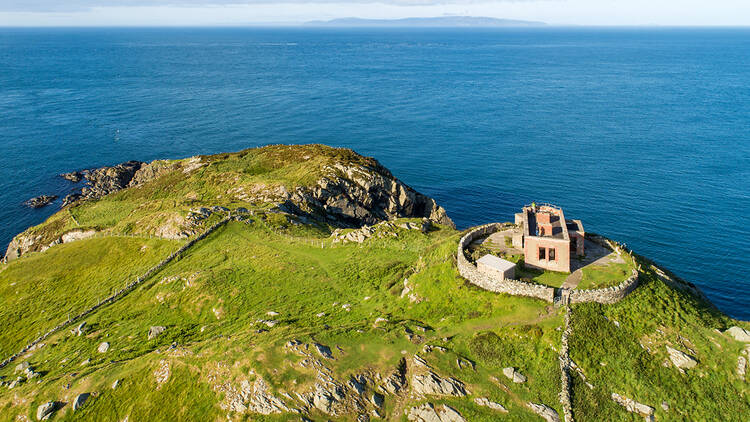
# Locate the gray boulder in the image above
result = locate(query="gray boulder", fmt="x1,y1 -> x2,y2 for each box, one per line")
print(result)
666,346 -> 697,369
36,402 -> 57,420
502,367 -> 527,383
73,393 -> 90,411
726,326 -> 750,343
148,326 -> 166,340
98,342 -> 110,353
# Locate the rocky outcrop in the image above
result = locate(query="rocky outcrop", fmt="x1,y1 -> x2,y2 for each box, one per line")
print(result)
382,358 -> 407,394
59,159 -> 174,207
78,160 -> 143,200
666,346 -> 698,369
526,402 -> 560,422
219,376 -> 291,415
407,403 -> 466,422
611,393 -> 654,421
4,228 -> 97,262
4,232 -> 43,262
474,397 -> 507,412
128,160 -> 177,187
24,195 -> 57,208
411,372 -> 467,397
726,326 -> 750,342
276,161 -> 453,228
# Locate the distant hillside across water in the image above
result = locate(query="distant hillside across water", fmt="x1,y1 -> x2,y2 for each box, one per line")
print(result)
306,16 -> 547,28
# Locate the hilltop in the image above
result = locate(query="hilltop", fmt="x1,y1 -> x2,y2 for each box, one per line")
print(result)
0,144 -> 748,421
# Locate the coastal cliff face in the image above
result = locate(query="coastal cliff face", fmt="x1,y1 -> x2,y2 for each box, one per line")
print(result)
278,162 -> 453,228
5,144 -> 453,261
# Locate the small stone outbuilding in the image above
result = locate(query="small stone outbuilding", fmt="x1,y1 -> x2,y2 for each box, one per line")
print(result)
477,254 -> 516,280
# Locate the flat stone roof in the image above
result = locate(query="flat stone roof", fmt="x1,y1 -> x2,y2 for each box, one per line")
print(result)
477,254 -> 516,272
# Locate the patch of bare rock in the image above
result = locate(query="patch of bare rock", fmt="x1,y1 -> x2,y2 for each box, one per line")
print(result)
474,397 -> 507,412
411,371 -> 467,397
611,393 -> 655,421
725,326 -> 750,342
526,402 -> 561,422
407,403 -> 466,422
665,346 -> 698,370
502,366 -> 527,383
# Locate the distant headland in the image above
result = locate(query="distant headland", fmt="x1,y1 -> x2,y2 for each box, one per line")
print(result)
305,16 -> 547,28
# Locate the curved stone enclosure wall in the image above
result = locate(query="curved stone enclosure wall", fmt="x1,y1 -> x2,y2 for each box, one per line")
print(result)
456,224 -> 640,305
457,223 -> 555,302
568,236 -> 640,305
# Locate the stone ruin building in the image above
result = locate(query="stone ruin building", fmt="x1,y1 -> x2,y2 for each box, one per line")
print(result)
513,203 -> 585,273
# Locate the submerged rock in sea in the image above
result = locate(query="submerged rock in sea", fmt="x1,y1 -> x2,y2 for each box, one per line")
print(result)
24,195 -> 57,208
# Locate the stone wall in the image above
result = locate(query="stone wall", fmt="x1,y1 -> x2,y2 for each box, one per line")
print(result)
568,237 -> 640,305
559,306 -> 573,422
0,217 -> 232,370
456,224 -> 555,303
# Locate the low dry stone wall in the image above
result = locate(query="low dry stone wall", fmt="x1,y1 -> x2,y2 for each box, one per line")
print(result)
559,306 -> 573,422
0,217 -> 231,369
457,224 -> 555,303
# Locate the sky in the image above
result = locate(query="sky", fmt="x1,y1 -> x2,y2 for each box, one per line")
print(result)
0,0 -> 749,27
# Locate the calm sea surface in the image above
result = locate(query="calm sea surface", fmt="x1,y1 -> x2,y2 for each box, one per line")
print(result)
0,27 -> 748,318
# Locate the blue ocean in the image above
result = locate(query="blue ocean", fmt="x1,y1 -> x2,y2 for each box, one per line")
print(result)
0,27 -> 748,319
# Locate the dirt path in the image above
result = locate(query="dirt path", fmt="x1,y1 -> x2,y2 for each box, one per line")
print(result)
562,269 -> 583,289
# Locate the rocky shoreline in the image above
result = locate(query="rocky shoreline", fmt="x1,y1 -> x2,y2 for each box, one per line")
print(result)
23,195 -> 58,209
8,146 -> 454,261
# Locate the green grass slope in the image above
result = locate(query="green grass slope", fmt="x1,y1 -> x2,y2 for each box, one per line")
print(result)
0,146 -> 748,421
